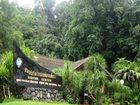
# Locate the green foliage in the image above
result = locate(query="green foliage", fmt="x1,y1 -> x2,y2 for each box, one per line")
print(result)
54,54 -> 110,104
54,1 -> 71,41
10,0 -> 140,64
84,54 -> 107,72
60,62 -> 73,86
0,0 -> 24,54
65,19 -> 102,60
60,0 -> 140,63
54,62 -> 84,104
26,34 -> 63,58
84,54 -> 110,104
0,52 -> 13,78
132,25 -> 140,58
113,58 -> 140,88
2,96 -> 20,103
0,0 -> 140,64
112,58 -> 140,104
113,58 -> 131,72
72,72 -> 84,93
1,0 -> 140,104
84,69 -> 110,105
54,54 -> 140,104
21,45 -> 35,59
0,65 -> 9,78
86,71 -> 107,96
1,100 -> 71,105
108,79 -> 134,104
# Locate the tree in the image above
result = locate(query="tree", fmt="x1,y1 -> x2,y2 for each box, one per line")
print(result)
65,0 -> 105,61
54,1 -> 72,41
43,0 -> 55,24
0,0 -> 23,54
26,34 -> 63,58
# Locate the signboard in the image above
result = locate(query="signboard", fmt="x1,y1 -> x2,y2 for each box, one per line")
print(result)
13,42 -> 62,90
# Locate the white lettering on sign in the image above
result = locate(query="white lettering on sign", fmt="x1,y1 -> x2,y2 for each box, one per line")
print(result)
24,68 -> 56,79
16,79 -> 38,84
15,79 -> 61,87
28,76 -> 39,80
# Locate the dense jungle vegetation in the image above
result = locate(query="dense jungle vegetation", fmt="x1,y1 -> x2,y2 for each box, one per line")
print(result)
0,0 -> 140,104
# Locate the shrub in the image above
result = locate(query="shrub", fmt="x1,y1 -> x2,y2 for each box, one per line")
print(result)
112,58 -> 140,104
113,58 -> 140,88
84,53 -> 107,72
54,62 -> 84,104
85,70 -> 110,104
21,45 -> 35,59
108,79 -> 134,104
1,52 -> 13,72
0,65 -> 9,78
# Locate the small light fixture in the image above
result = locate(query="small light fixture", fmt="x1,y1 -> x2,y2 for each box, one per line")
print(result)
84,93 -> 88,96
16,57 -> 23,68
120,79 -> 124,85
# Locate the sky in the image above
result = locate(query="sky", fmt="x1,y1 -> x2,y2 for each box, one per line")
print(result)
14,0 -> 70,9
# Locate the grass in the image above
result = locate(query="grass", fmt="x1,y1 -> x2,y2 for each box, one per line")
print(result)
0,97 -> 74,105
0,97 -> 76,105
0,100 -> 72,105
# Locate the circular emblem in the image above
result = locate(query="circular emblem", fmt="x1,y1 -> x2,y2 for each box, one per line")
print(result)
16,57 -> 23,68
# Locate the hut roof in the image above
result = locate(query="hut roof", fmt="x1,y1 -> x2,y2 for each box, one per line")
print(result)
36,55 -> 89,70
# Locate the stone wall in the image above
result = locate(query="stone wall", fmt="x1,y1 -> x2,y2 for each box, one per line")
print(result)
22,87 -> 64,102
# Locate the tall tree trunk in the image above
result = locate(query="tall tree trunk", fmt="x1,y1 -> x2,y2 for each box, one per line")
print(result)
3,85 -> 6,98
7,86 -> 10,98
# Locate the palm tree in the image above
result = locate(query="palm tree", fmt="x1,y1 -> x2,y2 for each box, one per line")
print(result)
113,58 -> 140,88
